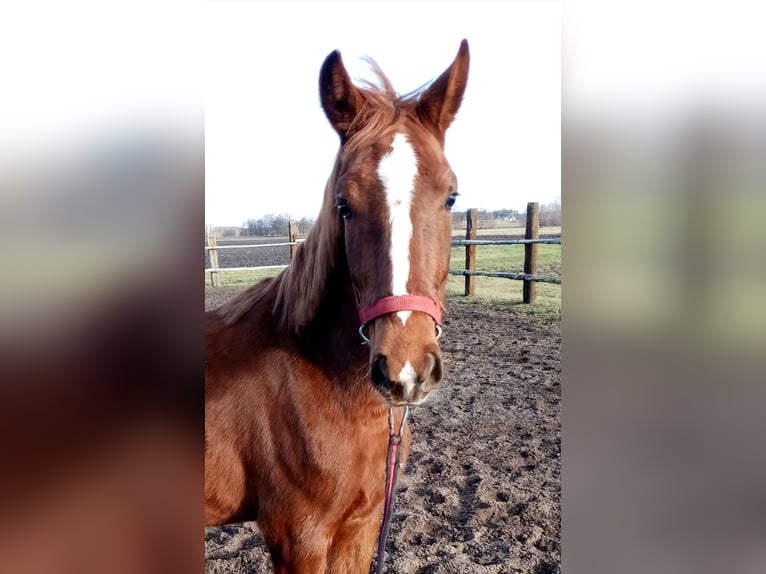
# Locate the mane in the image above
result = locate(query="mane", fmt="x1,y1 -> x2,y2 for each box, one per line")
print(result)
217,61 -> 426,332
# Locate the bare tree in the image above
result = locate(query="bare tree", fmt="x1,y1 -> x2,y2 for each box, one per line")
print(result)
539,198 -> 561,227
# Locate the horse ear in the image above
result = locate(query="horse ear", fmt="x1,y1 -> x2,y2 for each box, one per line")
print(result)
319,50 -> 366,143
417,39 -> 470,143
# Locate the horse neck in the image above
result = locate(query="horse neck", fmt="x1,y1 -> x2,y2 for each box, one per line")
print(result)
301,253 -> 370,379
274,211 -> 369,380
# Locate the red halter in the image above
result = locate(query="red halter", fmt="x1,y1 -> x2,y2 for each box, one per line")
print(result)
358,294 -> 443,327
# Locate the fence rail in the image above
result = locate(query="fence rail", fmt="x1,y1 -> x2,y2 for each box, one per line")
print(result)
205,204 -> 561,303
204,241 -> 303,250
448,270 -> 561,284
452,238 -> 561,246
204,265 -> 288,273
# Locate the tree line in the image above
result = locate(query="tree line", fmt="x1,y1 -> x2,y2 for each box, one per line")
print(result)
232,201 -> 560,237
241,214 -> 316,237
450,200 -> 561,228
538,199 -> 561,227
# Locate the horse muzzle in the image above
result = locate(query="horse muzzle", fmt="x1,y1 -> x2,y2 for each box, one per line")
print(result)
358,294 -> 445,405
369,350 -> 442,405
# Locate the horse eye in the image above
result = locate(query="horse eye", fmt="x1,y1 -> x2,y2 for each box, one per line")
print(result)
445,192 -> 458,210
337,198 -> 352,220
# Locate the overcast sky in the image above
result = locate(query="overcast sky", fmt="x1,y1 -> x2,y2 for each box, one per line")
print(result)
3,1 -> 764,229
204,1 -> 562,226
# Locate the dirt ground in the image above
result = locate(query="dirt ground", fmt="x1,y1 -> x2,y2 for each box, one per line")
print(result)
204,289 -> 560,574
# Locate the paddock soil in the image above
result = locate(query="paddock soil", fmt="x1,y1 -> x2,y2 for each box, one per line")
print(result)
204,289 -> 561,574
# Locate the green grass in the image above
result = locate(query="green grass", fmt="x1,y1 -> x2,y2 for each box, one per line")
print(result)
204,268 -> 284,289
205,243 -> 561,321
446,243 -> 561,320
449,243 -> 561,274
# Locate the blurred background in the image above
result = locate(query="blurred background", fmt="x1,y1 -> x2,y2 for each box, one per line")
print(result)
0,1 -> 203,573
564,1 -> 766,573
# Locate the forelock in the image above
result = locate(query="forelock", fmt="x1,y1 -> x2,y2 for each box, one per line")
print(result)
342,59 -> 422,157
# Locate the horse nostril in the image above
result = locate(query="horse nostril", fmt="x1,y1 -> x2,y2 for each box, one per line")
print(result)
370,354 -> 391,391
426,352 -> 443,384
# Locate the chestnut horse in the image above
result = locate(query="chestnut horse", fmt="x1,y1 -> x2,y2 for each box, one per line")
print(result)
205,41 -> 469,573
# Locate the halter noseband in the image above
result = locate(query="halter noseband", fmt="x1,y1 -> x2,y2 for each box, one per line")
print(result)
357,295 -> 443,344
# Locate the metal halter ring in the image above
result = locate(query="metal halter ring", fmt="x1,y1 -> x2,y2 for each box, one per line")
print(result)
359,324 -> 372,345
358,323 -> 443,345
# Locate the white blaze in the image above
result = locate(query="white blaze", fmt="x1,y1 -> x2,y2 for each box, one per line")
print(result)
398,361 -> 418,396
377,133 -> 418,325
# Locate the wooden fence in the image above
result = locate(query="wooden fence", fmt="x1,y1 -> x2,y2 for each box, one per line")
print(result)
205,203 -> 560,303
449,203 -> 561,304
204,222 -> 302,288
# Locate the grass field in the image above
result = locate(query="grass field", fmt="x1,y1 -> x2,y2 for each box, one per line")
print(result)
445,242 -> 561,319
205,267 -> 284,288
205,228 -> 561,320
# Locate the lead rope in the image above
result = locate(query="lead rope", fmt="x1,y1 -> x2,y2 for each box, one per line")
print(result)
373,404 -> 409,574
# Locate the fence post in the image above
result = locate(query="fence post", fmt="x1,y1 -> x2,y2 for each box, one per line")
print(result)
464,208 -> 477,296
289,221 -> 299,261
523,202 -> 539,303
207,226 -> 220,288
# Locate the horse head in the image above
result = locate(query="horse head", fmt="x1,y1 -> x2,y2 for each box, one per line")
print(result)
319,41 -> 469,406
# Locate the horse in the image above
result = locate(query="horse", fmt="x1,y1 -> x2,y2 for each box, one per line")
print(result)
205,40 -> 470,573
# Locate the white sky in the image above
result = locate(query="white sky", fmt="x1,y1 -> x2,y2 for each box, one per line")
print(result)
3,1 -> 765,228
565,0 -> 766,115
204,1 -> 562,226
